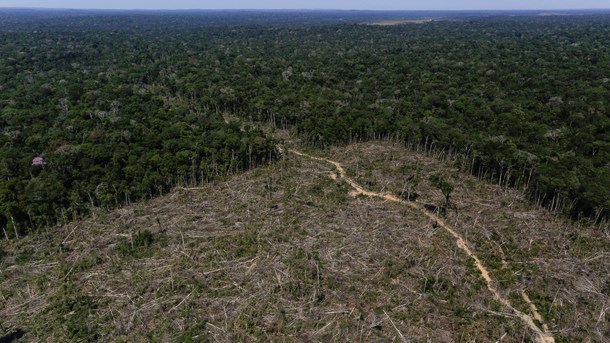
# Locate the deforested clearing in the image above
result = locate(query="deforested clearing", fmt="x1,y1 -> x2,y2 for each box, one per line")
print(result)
1,142 -> 607,342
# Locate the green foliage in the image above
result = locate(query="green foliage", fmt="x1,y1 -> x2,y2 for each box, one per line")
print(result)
429,173 -> 454,206
0,17 -> 278,234
116,229 -> 167,258
0,10 -> 608,232
39,283 -> 100,341
15,247 -> 35,264
420,274 -> 459,300
213,231 -> 266,259
283,248 -> 325,302
175,323 -> 210,343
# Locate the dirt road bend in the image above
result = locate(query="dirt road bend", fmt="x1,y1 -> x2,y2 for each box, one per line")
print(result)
287,148 -> 555,343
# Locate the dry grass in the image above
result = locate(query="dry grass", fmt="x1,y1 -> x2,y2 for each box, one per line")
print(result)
0,141 -> 608,342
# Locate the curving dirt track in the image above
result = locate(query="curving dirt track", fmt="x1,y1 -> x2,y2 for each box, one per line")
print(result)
288,148 -> 556,343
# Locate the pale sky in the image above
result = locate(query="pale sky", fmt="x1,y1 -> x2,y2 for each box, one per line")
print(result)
1,0 -> 609,10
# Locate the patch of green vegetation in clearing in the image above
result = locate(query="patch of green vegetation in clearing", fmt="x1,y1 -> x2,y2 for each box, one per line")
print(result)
212,230 -> 267,260
303,174 -> 350,206
30,283 -> 101,341
15,247 -> 36,264
115,229 -> 169,259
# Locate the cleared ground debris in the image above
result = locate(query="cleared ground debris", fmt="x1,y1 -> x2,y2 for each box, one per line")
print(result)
1,142 -> 608,342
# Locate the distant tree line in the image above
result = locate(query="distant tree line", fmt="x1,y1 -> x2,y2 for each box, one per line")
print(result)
1,12 -> 608,237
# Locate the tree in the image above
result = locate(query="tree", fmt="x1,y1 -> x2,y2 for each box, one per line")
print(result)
429,173 -> 454,208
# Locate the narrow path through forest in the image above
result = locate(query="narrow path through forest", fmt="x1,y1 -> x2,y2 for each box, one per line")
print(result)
286,148 -> 555,343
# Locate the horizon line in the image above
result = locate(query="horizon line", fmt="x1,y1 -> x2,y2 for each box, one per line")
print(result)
2,7 -> 610,11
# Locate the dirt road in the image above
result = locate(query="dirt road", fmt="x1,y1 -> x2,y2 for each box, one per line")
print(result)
288,148 -> 555,343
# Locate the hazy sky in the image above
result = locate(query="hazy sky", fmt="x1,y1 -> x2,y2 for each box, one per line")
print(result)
1,0 -> 609,10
